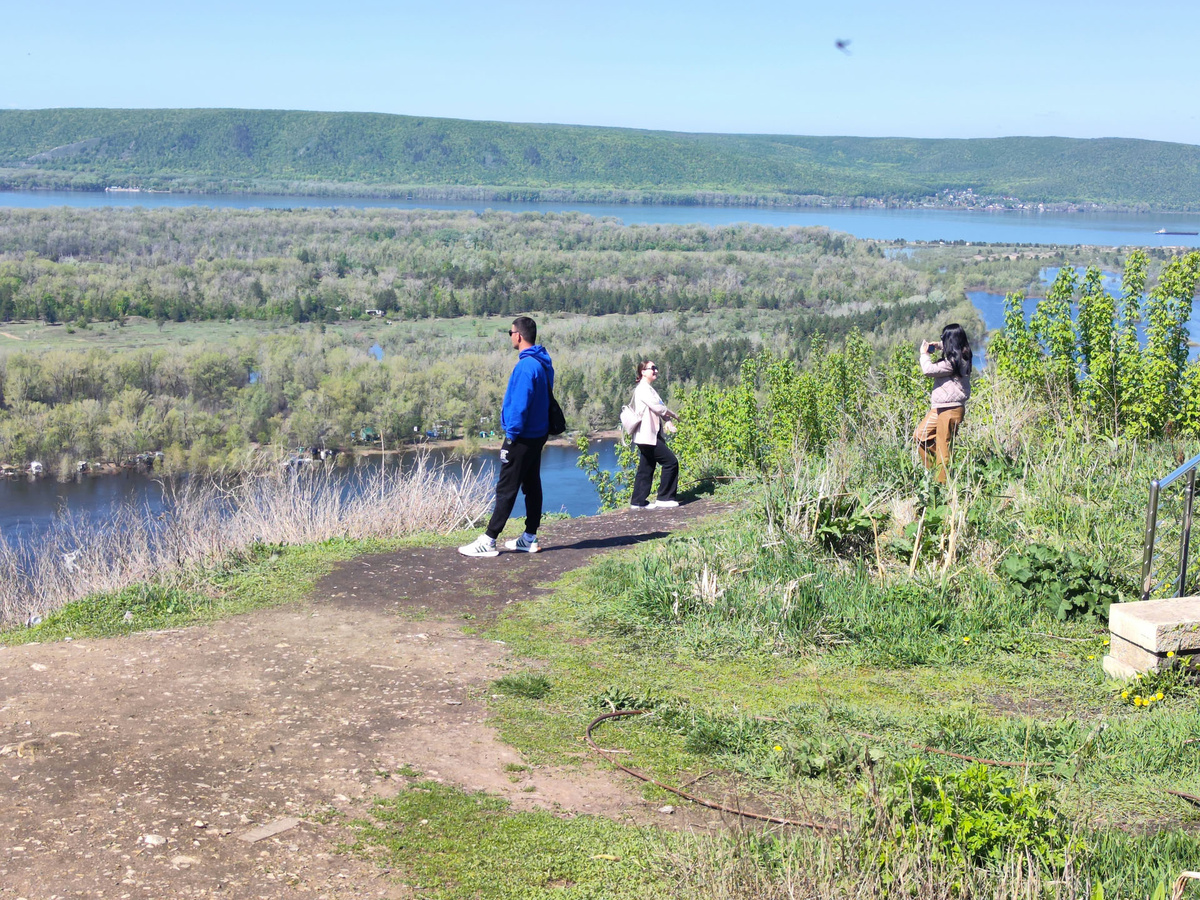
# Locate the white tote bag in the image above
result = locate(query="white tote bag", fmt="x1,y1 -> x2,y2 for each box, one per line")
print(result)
619,404 -> 640,434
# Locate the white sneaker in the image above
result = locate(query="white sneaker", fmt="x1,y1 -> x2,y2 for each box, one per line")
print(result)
504,533 -> 540,553
653,499 -> 679,508
458,535 -> 499,558
630,503 -> 651,510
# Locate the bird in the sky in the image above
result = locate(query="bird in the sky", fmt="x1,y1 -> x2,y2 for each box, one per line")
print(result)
835,39 -> 852,54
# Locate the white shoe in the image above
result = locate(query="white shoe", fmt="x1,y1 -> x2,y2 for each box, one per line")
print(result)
653,499 -> 679,508
630,503 -> 652,510
504,533 -> 540,553
458,535 -> 499,558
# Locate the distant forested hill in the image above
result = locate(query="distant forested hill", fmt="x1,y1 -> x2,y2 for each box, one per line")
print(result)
2,108 -> 1200,208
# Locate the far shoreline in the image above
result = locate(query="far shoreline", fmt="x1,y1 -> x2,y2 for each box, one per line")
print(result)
2,181 -> 1197,215
0,430 -> 624,482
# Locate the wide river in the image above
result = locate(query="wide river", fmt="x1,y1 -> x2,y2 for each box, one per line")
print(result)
1,189 -> 1197,548
2,189 -> 1200,248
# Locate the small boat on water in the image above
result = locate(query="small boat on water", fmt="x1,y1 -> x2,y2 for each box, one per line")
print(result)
1155,228 -> 1199,235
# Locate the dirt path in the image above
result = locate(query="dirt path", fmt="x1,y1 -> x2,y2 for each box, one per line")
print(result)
0,501 -> 727,899
0,331 -> 20,341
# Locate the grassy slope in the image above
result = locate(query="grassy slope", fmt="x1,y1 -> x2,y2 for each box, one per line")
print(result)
3,108 -> 1200,206
480,504 -> 1200,895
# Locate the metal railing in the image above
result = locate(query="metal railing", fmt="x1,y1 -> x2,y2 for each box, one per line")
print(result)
1140,450 -> 1200,601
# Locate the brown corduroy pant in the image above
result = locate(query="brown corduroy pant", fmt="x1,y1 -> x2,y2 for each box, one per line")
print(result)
913,406 -> 965,483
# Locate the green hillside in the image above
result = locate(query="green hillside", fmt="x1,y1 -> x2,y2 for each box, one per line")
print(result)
2,108 -> 1200,208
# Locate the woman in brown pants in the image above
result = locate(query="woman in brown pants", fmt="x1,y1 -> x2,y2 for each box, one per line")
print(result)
914,324 -> 972,483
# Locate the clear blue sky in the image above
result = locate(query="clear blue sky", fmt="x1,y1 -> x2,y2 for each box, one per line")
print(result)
5,0 -> 1199,144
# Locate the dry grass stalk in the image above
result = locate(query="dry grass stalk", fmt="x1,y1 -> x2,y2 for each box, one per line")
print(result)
0,459 -> 492,627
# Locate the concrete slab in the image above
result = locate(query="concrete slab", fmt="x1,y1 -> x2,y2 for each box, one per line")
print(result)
1107,633 -> 1161,671
1106,596 -> 1200,676
1102,654 -> 1141,681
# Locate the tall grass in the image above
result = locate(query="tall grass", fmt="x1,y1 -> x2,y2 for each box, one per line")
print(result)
667,819 -> 1199,900
533,364 -> 1200,896
0,458 -> 492,627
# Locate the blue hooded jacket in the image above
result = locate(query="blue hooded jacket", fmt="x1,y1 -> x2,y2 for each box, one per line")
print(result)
501,345 -> 554,440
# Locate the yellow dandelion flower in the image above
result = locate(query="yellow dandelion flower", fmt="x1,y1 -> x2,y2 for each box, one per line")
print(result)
1134,697 -> 1143,706
774,745 -> 783,753
1121,691 -> 1129,699
1087,655 -> 1096,660
963,636 -> 971,643
1168,651 -> 1175,658
1157,692 -> 1165,700
1104,639 -> 1110,646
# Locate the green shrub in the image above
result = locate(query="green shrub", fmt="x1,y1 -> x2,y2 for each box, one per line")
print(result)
999,543 -> 1129,621
989,249 -> 1200,439
878,758 -> 1080,873
575,432 -> 641,511
672,334 -> 873,479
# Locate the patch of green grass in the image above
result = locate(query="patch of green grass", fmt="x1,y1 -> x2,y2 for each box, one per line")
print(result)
493,672 -> 552,700
350,780 -> 677,899
2,581 -> 210,644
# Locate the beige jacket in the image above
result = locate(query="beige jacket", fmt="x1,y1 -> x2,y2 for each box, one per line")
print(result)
632,380 -> 672,446
920,350 -> 971,408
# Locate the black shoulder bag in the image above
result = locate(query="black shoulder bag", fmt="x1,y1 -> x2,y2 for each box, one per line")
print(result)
542,362 -> 566,435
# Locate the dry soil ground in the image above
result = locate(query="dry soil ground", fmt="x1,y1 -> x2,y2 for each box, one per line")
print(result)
0,501 -> 725,900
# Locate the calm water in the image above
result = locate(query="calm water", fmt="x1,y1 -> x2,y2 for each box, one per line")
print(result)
2,189 -> 1199,247
0,441 -> 620,549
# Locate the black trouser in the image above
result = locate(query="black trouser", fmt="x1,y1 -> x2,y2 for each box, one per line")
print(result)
631,436 -> 679,507
485,435 -> 547,539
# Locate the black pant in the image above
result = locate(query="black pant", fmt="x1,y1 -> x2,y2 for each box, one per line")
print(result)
631,436 -> 679,507
485,436 -> 547,539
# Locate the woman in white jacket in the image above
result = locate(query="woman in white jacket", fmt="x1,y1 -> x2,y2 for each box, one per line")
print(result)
629,360 -> 680,509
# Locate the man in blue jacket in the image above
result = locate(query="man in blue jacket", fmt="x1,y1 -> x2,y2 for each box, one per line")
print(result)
459,316 -> 554,557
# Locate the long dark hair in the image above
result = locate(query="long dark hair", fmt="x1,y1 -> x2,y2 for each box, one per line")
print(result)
939,323 -> 972,379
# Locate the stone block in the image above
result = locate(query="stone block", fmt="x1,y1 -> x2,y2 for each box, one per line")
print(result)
1102,653 -> 1141,681
1106,596 -> 1200,676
